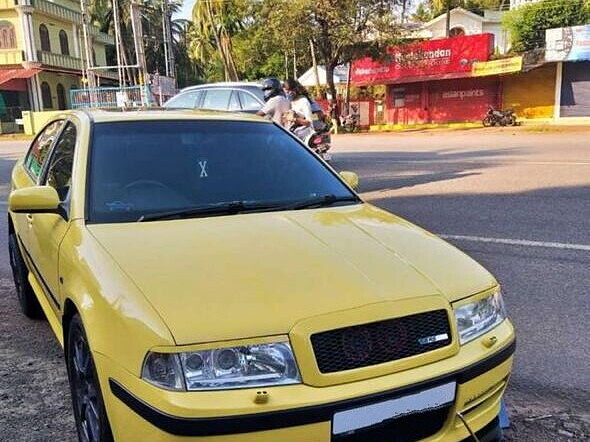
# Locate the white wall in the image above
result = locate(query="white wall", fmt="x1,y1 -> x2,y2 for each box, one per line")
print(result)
426,13 -> 483,39
510,0 -> 540,9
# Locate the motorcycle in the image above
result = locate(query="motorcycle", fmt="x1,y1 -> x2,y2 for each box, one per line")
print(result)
340,113 -> 360,133
283,110 -> 332,162
483,107 -> 518,127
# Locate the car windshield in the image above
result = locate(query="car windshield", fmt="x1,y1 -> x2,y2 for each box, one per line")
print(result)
88,120 -> 357,223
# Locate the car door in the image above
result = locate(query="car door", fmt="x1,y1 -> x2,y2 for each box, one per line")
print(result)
28,120 -> 77,312
13,120 -> 64,258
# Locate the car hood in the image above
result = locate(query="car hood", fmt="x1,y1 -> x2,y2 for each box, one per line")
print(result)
87,204 -> 496,345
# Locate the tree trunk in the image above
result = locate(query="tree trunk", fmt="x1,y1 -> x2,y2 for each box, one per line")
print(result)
325,62 -> 340,126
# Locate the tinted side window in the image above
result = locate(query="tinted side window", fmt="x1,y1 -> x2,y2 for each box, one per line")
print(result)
165,91 -> 200,108
239,91 -> 262,111
44,122 -> 76,201
24,120 -> 64,180
201,89 -> 232,110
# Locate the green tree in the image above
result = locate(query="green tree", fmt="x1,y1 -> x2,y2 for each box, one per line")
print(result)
503,0 -> 590,52
261,0 -> 402,114
191,0 -> 249,81
414,0 -> 503,20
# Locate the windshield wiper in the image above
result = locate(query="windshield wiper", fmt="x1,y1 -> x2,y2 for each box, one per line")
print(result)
277,194 -> 359,211
137,201 -> 251,222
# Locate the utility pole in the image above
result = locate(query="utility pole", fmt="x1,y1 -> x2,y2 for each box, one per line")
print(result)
292,50 -> 297,79
112,0 -> 125,86
79,0 -> 96,94
309,39 -> 321,98
130,0 -> 147,85
162,0 -> 176,85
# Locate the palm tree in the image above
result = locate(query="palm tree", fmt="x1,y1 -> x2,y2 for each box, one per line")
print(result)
191,0 -> 246,81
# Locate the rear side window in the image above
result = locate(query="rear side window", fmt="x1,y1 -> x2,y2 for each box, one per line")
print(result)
44,121 -> 76,201
24,120 -> 64,180
201,89 -> 232,110
239,91 -> 262,111
165,90 -> 201,109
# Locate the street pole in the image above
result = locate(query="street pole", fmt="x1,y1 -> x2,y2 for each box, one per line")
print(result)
162,0 -> 176,85
79,0 -> 96,98
112,0 -> 125,86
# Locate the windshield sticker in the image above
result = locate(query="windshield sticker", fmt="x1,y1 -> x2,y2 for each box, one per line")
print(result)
106,201 -> 134,212
198,160 -> 208,178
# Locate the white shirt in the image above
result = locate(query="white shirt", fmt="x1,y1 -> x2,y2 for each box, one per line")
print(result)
260,95 -> 291,125
291,96 -> 314,123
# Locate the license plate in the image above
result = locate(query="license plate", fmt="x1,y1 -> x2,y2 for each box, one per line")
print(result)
332,382 -> 456,435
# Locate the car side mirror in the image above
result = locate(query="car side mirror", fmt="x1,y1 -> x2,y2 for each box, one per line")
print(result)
9,186 -> 60,214
339,171 -> 360,191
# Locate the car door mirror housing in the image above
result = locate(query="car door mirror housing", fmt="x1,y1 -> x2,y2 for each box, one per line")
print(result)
339,171 -> 360,191
9,186 -> 60,214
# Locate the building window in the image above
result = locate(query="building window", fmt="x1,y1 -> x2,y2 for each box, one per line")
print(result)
56,83 -> 66,110
0,21 -> 16,49
39,24 -> 51,52
59,30 -> 69,56
41,81 -> 53,109
449,27 -> 465,37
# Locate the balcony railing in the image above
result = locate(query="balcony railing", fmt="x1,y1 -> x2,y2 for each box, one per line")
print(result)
37,50 -> 82,70
33,0 -> 79,22
0,49 -> 24,65
32,0 -> 114,45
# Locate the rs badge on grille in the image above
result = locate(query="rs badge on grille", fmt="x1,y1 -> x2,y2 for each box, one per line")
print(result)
418,333 -> 449,345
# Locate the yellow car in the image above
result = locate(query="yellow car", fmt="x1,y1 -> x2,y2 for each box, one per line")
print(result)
8,109 -> 514,442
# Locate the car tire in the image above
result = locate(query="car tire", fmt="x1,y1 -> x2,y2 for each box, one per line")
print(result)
8,233 -> 44,319
67,314 -> 114,442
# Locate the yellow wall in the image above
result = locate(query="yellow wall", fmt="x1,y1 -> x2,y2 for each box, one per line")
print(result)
0,11 -> 24,53
33,14 -> 75,55
22,110 -> 62,135
38,70 -> 80,109
503,64 -> 556,119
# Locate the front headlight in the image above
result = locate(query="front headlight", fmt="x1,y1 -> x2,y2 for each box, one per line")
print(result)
453,289 -> 507,345
142,341 -> 301,391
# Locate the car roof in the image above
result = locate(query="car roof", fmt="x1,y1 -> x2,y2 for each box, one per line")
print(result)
180,82 -> 262,92
63,108 -> 271,124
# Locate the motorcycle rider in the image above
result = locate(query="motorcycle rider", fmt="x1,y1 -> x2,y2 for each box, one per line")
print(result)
282,79 -> 317,139
257,77 -> 291,126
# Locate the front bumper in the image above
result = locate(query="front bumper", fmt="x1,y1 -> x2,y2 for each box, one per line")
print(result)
98,321 -> 515,441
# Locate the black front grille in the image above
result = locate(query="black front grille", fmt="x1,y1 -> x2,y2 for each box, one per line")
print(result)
311,310 -> 451,373
332,405 -> 450,442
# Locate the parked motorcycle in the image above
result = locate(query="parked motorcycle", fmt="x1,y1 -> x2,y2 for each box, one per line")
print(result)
340,113 -> 361,133
483,107 -> 518,127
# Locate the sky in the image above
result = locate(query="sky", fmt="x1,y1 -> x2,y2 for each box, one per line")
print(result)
174,0 -> 196,20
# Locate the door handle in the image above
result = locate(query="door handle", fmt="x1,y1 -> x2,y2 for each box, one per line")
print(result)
26,214 -> 33,225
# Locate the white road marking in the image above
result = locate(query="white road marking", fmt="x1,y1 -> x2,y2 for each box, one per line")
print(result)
439,234 -> 590,252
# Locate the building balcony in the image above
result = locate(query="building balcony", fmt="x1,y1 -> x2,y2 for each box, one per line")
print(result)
37,50 -> 81,70
30,0 -> 114,45
0,49 -> 24,65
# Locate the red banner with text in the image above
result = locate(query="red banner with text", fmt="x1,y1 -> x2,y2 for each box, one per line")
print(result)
352,34 -> 494,86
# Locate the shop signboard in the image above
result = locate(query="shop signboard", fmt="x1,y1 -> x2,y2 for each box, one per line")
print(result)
351,34 -> 494,86
546,25 -> 590,62
472,56 -> 523,77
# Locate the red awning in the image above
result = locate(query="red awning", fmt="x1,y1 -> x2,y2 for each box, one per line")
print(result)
0,68 -> 40,87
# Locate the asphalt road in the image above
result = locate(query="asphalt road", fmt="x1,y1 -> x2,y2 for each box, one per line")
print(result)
0,127 -> 589,440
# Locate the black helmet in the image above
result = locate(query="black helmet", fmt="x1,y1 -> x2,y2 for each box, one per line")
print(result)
261,77 -> 282,101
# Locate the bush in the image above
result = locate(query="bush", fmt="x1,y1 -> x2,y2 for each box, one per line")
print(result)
503,0 -> 590,52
